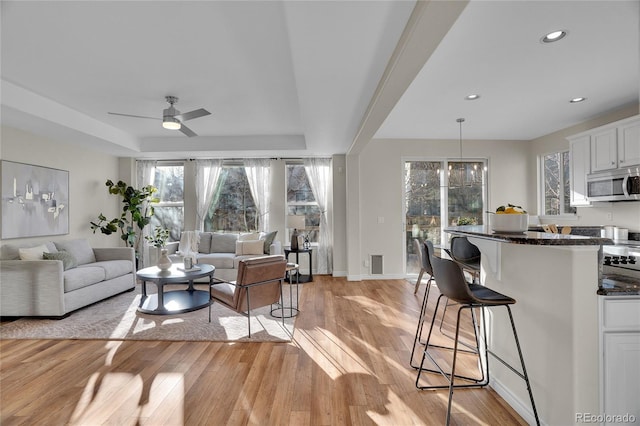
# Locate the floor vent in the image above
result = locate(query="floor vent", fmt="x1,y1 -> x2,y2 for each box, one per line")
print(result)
370,255 -> 383,275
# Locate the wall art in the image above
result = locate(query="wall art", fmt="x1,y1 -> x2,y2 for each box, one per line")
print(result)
1,160 -> 69,239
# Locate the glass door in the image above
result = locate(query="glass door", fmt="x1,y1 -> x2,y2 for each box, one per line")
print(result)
404,159 -> 486,275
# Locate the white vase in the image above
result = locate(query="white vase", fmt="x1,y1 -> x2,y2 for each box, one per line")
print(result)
157,248 -> 172,271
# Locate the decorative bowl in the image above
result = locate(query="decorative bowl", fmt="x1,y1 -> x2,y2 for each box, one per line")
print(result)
489,213 -> 529,233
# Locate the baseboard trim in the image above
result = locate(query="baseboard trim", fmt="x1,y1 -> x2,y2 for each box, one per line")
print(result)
490,378 -> 543,426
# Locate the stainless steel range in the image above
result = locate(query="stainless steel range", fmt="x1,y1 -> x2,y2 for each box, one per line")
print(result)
600,241 -> 640,294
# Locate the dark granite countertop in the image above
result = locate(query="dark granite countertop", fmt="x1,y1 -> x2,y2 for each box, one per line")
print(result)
445,225 -> 613,246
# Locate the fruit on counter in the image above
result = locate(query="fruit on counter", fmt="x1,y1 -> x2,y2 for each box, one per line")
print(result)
495,203 -> 527,214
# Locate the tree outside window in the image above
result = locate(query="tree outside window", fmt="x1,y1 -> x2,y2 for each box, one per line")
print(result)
205,166 -> 258,232
542,151 -> 576,215
286,164 -> 321,243
150,163 -> 184,242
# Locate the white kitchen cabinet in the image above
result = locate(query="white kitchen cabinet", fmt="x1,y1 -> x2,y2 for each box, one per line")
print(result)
588,116 -> 640,172
618,118 -> 640,168
591,127 -> 618,172
599,296 -> 640,426
569,134 -> 591,206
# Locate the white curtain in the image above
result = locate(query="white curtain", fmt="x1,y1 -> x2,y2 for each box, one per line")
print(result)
136,160 -> 156,268
244,158 -> 271,232
195,159 -> 222,232
304,158 -> 332,274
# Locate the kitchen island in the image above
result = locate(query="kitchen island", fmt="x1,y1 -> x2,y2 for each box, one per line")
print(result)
444,225 -> 612,426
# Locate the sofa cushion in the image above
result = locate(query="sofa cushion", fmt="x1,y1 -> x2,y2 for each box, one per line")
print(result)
63,266 -> 106,292
260,231 -> 278,254
84,260 -> 133,280
43,250 -> 77,270
196,253 -> 236,269
198,232 -> 212,254
19,244 -> 51,260
210,233 -> 238,253
55,239 -> 96,265
235,240 -> 265,256
2,241 -> 58,260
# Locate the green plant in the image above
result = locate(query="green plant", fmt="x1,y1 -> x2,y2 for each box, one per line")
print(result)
145,226 -> 170,248
456,217 -> 477,226
90,180 -> 159,253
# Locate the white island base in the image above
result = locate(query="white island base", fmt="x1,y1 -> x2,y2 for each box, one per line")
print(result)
467,237 -> 601,426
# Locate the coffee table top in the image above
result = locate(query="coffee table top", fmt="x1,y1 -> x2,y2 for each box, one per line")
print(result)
136,263 -> 215,282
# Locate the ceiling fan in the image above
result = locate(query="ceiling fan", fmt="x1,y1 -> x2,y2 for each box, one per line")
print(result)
108,96 -> 210,137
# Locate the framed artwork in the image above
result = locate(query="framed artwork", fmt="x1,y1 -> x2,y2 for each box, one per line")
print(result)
1,160 -> 69,239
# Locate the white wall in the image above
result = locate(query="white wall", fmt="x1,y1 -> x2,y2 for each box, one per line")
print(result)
350,137 -> 530,279
528,104 -> 640,231
0,126 -> 121,248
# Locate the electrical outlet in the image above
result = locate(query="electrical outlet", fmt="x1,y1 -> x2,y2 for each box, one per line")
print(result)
606,212 -> 613,221
364,259 -> 370,267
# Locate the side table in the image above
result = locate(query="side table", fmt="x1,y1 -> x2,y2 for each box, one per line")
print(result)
271,262 -> 300,318
284,248 -> 313,283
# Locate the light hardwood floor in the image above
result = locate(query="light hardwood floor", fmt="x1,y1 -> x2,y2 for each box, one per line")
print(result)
1,276 -> 527,425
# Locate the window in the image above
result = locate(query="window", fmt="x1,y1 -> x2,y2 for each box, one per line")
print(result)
150,162 -> 184,242
541,151 -> 576,215
205,165 -> 258,232
286,164 -> 321,242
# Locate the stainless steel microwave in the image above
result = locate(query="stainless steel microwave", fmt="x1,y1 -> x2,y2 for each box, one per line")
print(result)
587,169 -> 640,202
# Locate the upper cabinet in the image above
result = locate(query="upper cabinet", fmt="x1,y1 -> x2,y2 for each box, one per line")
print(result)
590,116 -> 640,172
568,135 -> 591,206
590,127 -> 618,172
567,114 -> 640,207
618,119 -> 640,168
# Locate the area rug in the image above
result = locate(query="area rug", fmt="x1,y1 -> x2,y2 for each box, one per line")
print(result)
0,283 -> 300,342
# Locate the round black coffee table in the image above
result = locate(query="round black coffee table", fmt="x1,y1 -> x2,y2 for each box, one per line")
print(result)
136,263 -> 215,315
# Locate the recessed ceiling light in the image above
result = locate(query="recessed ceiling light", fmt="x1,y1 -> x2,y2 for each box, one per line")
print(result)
465,94 -> 480,100
541,30 -> 567,43
570,97 -> 587,103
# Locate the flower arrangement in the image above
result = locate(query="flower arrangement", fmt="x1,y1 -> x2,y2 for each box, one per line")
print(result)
145,226 -> 170,248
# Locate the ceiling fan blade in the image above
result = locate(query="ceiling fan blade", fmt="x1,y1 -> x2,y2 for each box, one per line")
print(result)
108,112 -> 160,120
179,123 -> 197,137
176,108 -> 210,122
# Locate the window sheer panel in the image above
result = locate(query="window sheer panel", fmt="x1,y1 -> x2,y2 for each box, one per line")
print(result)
195,159 -> 222,232
304,158 -> 332,275
137,160 -> 157,268
244,159 -> 272,232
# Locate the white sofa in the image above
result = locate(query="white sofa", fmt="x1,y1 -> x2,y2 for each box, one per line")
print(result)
166,231 -> 281,282
0,239 -> 136,318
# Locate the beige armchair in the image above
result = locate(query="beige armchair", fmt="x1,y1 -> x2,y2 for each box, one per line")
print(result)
209,255 -> 287,337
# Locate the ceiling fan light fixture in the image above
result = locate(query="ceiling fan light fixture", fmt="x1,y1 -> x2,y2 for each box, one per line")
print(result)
541,30 -> 567,43
162,116 -> 181,130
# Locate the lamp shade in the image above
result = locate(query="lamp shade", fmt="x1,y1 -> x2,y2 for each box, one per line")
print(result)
286,215 -> 305,230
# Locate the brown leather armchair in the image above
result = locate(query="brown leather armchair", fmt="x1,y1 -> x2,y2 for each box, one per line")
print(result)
209,255 -> 287,337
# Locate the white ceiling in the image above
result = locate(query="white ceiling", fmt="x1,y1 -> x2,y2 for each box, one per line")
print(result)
1,1 -> 638,159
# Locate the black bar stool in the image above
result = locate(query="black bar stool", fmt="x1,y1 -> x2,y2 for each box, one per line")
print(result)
410,240 -> 482,377
415,254 -> 540,426
446,236 -> 481,283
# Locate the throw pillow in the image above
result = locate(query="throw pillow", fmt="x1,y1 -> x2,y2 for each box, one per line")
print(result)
54,239 -> 96,265
43,251 -> 78,270
18,244 -> 50,261
235,240 -> 266,256
238,232 -> 260,241
260,231 -> 278,254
